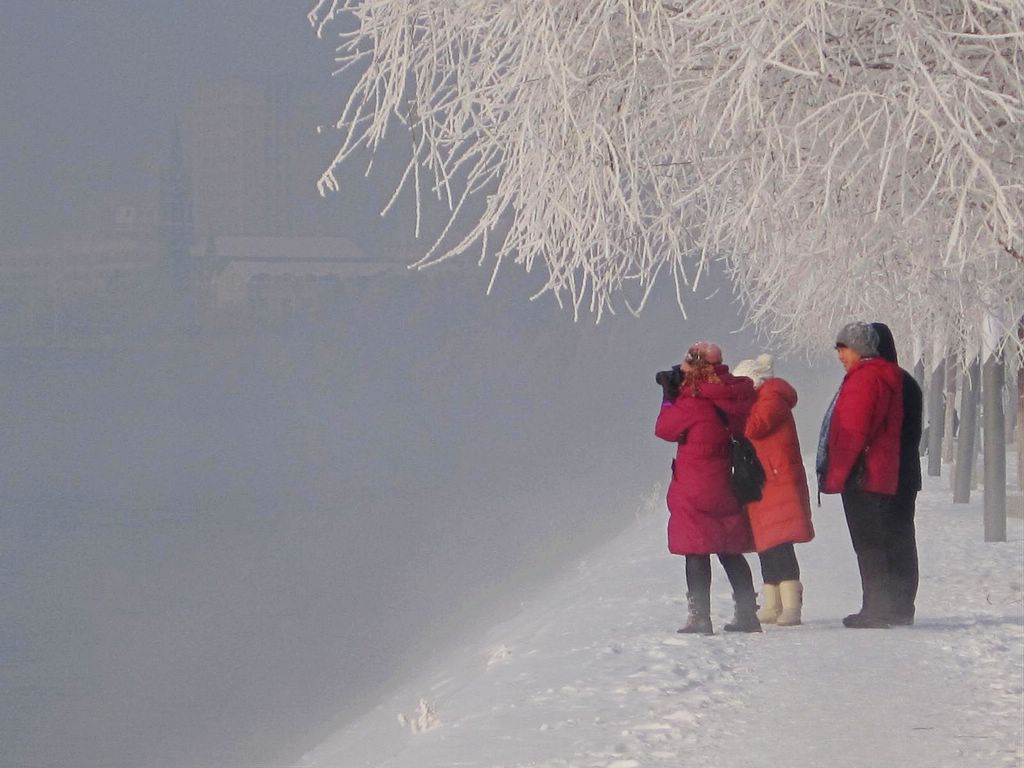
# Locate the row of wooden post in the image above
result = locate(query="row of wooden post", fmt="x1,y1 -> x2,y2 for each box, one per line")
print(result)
919,335 -> 1022,543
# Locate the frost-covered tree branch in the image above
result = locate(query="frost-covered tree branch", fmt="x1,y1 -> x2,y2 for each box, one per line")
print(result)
309,0 -> 1023,355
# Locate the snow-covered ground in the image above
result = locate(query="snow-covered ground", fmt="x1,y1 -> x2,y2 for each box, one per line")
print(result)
301,465 -> 1024,768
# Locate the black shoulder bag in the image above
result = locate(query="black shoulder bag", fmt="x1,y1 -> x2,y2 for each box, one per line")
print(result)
713,406 -> 766,504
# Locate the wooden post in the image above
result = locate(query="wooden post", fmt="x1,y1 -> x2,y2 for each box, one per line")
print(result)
972,398 -> 983,491
942,355 -> 958,466
982,351 -> 1006,541
926,356 -> 946,477
953,358 -> 981,503
1018,320 -> 1024,492
913,337 -> 926,456
1006,362 -> 1017,444
1018,355 -> 1023,491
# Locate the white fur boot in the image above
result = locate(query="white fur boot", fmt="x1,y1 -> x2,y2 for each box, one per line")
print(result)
776,580 -> 803,626
756,584 -> 782,624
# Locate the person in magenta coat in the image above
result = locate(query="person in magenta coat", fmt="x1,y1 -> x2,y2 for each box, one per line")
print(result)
732,354 -> 814,626
655,341 -> 761,634
816,322 -> 904,629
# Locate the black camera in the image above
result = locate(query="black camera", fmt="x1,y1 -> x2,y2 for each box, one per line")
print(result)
655,364 -> 683,389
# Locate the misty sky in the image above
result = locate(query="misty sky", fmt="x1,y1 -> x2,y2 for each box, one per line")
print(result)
1,1 -> 336,245
0,6 -> 853,768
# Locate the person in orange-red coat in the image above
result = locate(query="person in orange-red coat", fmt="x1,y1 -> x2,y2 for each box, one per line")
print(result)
732,354 -> 815,626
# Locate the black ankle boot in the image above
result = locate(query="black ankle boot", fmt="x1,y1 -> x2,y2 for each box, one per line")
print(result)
843,611 -> 890,629
724,592 -> 762,633
678,591 -> 713,635
678,609 -> 713,635
886,604 -> 915,626
847,550 -> 891,629
887,611 -> 914,626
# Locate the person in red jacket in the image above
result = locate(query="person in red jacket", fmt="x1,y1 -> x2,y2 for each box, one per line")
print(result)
732,354 -> 815,626
817,322 -> 904,629
655,341 -> 761,635
871,322 -> 923,626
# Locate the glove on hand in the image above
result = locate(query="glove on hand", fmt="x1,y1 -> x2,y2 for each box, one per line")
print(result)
656,366 -> 683,401
661,379 -> 680,401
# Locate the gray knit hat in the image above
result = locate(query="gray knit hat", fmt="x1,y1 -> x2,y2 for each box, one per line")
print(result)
834,321 -> 879,358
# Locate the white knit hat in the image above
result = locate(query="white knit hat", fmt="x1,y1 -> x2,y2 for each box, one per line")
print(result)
733,353 -> 774,388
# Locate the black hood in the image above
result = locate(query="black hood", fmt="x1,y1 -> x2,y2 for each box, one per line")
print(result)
871,322 -> 898,364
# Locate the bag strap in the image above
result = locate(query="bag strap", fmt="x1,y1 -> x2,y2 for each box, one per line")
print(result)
712,405 -> 735,440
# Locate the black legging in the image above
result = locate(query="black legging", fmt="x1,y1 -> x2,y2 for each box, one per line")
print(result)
758,543 -> 801,585
685,553 -> 756,601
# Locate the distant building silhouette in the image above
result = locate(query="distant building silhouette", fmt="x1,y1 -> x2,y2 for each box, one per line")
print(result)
206,235 -> 403,325
158,127 -> 197,290
0,78 -> 417,344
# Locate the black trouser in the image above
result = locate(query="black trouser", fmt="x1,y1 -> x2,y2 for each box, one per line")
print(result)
758,543 -> 801,585
842,490 -> 894,617
685,553 -> 756,613
884,489 -> 919,619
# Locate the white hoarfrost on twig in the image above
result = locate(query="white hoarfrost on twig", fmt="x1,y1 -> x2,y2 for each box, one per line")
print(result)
397,698 -> 441,733
309,1 -> 1023,358
487,644 -> 513,667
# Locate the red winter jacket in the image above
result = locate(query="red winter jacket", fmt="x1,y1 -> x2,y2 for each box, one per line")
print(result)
742,378 -> 814,552
655,368 -> 756,555
822,357 -> 904,495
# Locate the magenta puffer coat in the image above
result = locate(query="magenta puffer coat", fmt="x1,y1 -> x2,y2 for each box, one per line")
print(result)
655,367 -> 756,556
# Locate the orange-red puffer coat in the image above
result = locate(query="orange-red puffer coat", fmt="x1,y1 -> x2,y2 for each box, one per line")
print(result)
742,378 -> 814,552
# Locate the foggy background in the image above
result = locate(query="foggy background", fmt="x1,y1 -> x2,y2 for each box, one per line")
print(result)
0,4 -> 838,768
